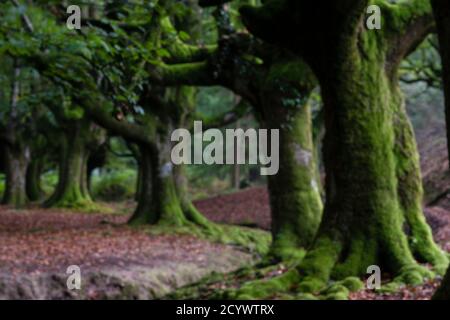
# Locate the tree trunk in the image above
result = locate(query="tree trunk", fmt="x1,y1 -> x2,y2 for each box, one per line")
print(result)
44,122 -> 93,209
2,144 -> 30,208
264,100 -> 323,261
297,54 -> 447,292
129,134 -> 214,229
26,158 -> 43,201
129,140 -> 189,226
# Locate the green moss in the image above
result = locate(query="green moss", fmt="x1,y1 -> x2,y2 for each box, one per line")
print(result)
296,236 -> 342,293
144,222 -> 271,257
340,277 -> 365,292
264,99 -> 323,261
296,293 -> 319,300
394,264 -> 434,285
324,292 -> 349,300
229,269 -> 300,299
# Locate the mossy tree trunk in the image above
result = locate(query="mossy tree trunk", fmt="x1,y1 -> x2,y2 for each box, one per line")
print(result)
302,33 -> 446,295
265,104 -> 322,262
299,60 -> 446,293
44,120 -> 93,209
129,137 -> 211,228
2,143 -> 30,208
26,158 -> 43,201
258,63 -> 323,261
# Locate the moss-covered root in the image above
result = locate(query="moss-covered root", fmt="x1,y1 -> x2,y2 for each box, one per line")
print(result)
226,269 -> 300,300
293,229 -> 440,297
318,277 -> 365,300
223,270 -> 364,300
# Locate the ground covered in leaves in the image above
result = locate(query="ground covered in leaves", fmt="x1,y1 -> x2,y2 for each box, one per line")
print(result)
0,205 -> 258,299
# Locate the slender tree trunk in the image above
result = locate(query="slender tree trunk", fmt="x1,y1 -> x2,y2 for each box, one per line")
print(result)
264,100 -> 323,261
2,144 -> 30,208
2,63 -> 28,208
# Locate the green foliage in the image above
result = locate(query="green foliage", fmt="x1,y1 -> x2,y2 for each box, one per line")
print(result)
92,168 -> 136,201
41,170 -> 58,196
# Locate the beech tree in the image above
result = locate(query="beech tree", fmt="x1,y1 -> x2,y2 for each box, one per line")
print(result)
152,5 -> 323,261
0,58 -> 47,208
43,107 -> 106,210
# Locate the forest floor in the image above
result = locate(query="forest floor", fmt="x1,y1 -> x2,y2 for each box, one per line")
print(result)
0,205 -> 258,299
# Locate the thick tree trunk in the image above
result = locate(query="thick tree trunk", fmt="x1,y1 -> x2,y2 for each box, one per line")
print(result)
129,140 -> 189,226
297,56 -> 447,293
264,101 -> 323,261
26,159 -> 43,201
2,144 -> 30,208
129,135 -> 214,229
44,122 -> 93,209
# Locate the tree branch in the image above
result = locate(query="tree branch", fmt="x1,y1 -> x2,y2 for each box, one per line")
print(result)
384,0 -> 434,67
161,17 -> 217,64
73,94 -> 153,146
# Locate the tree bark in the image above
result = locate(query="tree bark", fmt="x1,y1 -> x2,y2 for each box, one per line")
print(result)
2,144 -> 30,208
265,102 -> 322,261
26,158 -> 43,201
44,121 -> 93,209
129,139 -> 190,226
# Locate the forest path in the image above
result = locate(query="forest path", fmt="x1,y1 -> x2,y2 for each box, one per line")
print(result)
0,206 -> 257,299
